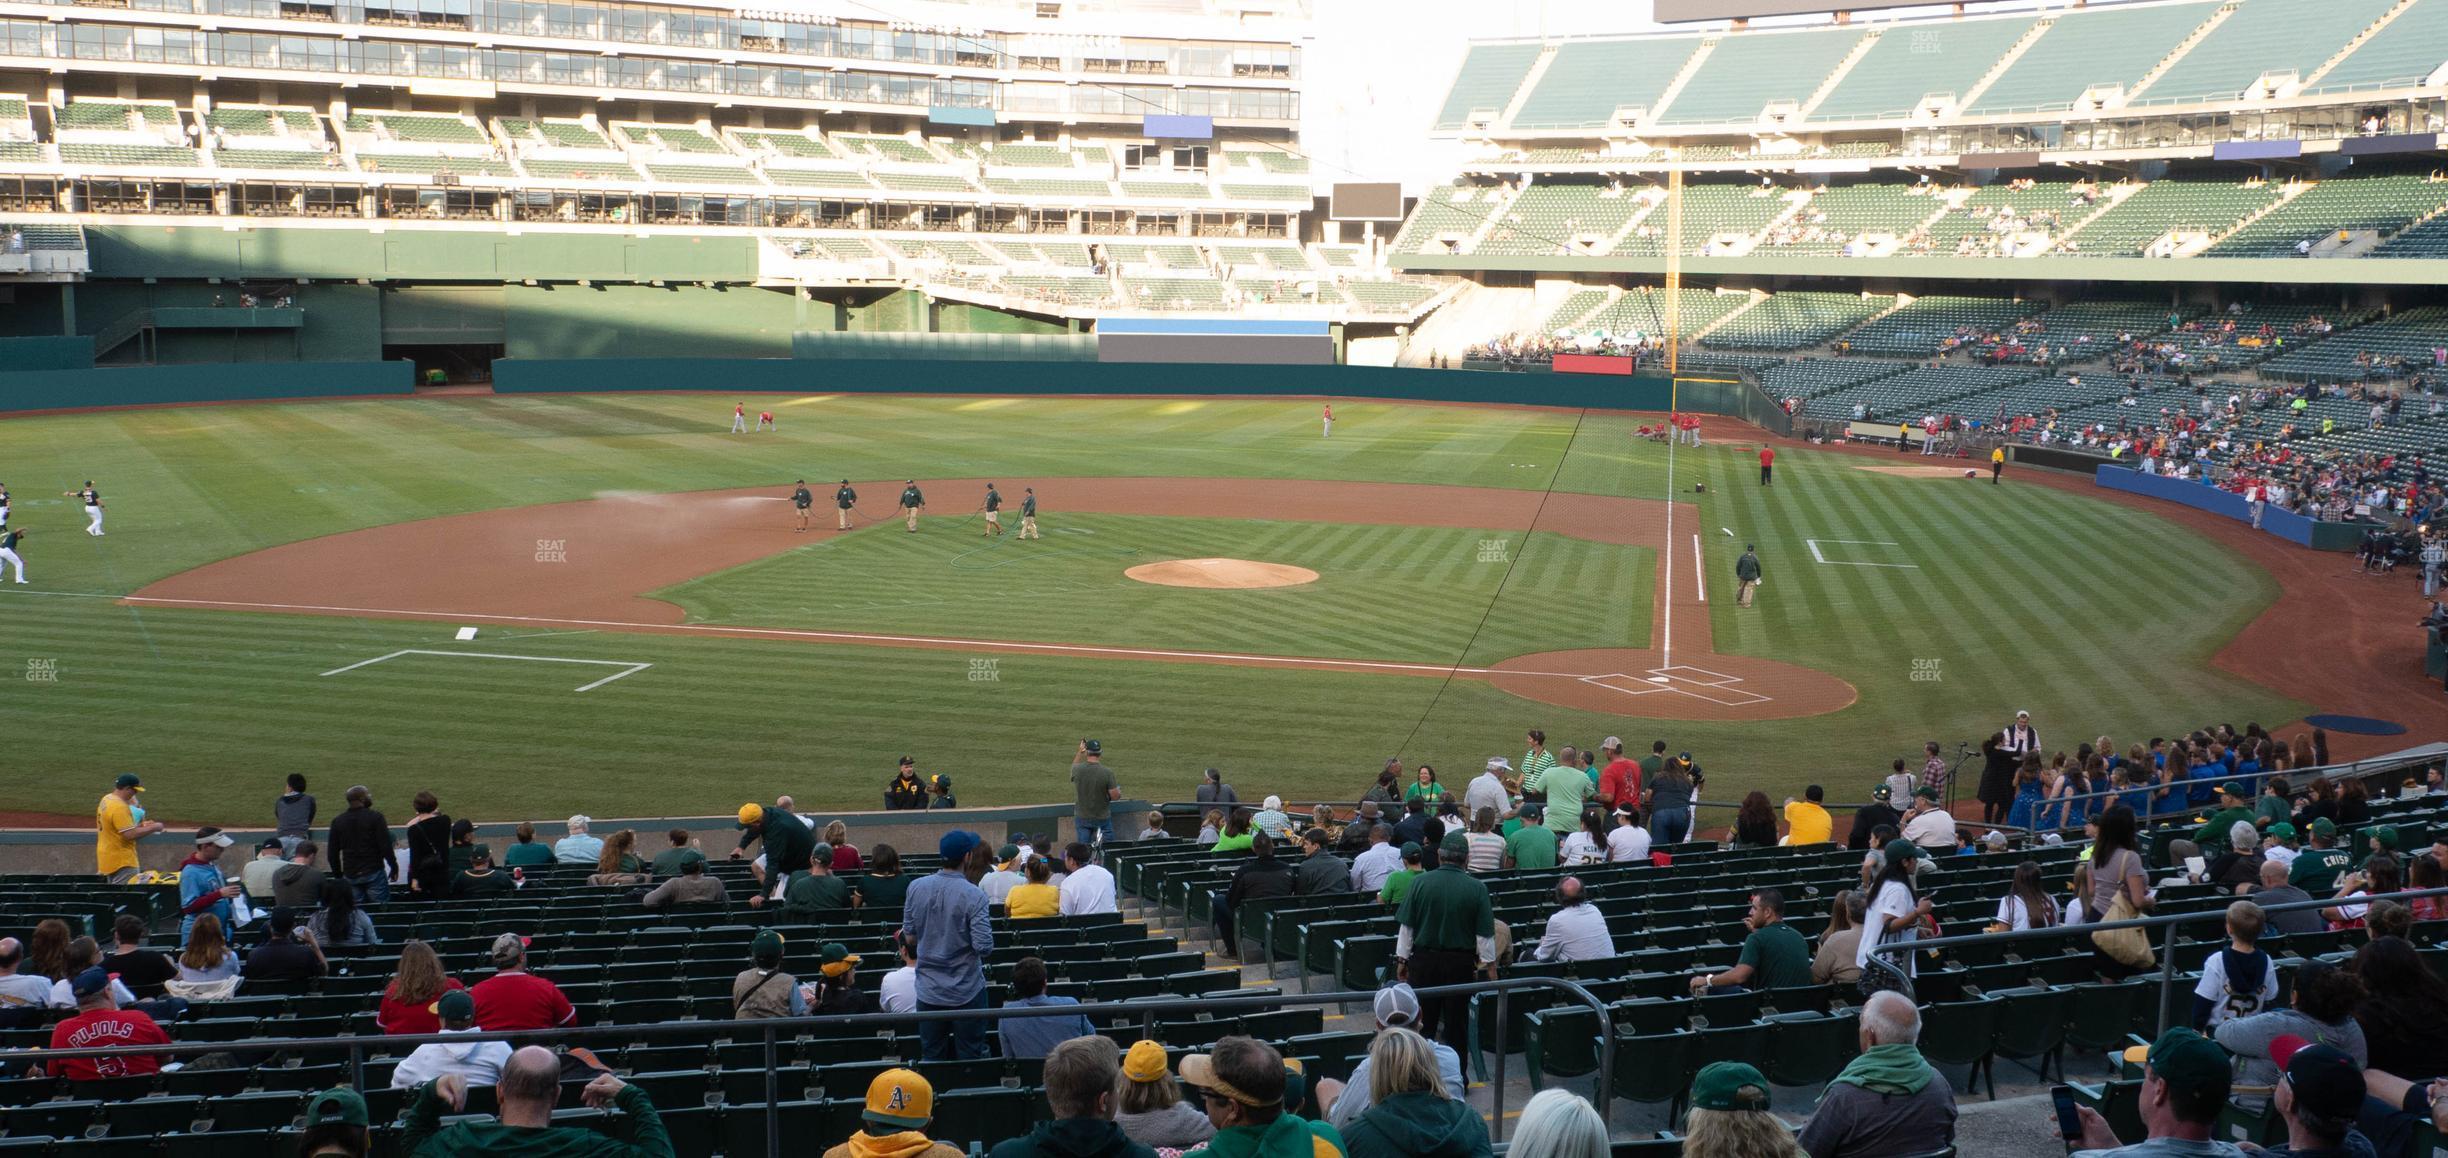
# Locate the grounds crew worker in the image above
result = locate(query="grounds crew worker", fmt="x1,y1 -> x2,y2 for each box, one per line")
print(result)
1735,544 -> 1762,608
1019,487 -> 1040,540
899,481 -> 926,533
791,480 -> 813,533
836,480 -> 858,530
1991,445 -> 2006,485
982,484 -> 1003,538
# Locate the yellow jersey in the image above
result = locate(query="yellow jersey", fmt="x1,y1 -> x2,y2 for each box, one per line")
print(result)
95,793 -> 138,877
1005,882 -> 1060,919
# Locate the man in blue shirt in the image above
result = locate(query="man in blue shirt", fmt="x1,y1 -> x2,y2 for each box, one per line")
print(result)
175,827 -> 240,945
996,957 -> 1094,1059
903,830 -> 994,1061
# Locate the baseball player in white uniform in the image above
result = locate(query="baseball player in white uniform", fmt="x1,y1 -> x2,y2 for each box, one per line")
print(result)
65,482 -> 102,536
0,482 -> 11,528
0,526 -> 25,583
730,403 -> 747,434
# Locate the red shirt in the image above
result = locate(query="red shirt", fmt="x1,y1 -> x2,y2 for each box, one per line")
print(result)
470,969 -> 576,1032
47,1008 -> 170,1081
377,976 -> 465,1035
1599,758 -> 1642,806
1759,448 -> 1775,467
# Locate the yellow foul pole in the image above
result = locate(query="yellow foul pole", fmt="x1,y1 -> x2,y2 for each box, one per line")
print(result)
1665,166 -> 1683,406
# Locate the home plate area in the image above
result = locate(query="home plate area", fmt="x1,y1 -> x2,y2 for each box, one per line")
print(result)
1579,665 -> 1773,707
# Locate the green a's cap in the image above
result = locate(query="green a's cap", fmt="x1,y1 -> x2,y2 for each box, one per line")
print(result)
1690,1061 -> 1772,1111
2266,822 -> 2297,839
752,929 -> 785,965
1883,837 -> 1923,864
1399,841 -> 1422,860
2372,824 -> 2400,849
2145,1027 -> 2233,1100
2219,782 -> 2246,799
2311,817 -> 2337,837
1439,831 -> 1470,857
1913,786 -> 1940,801
304,1087 -> 370,1128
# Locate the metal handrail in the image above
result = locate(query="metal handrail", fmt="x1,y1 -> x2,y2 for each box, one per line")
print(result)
1866,884 -> 2448,1035
3,975 -> 1615,1147
1962,745 -> 2448,835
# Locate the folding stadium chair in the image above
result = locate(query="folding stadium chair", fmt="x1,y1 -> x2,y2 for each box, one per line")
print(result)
100,1096 -> 205,1137
1914,998 -> 2001,1098
4,1100 -> 100,1139
621,1070 -> 714,1110
1523,1006 -> 1604,1092
205,1090 -> 305,1133
2063,981 -> 2156,1070
50,1137 -> 164,1158
929,1088 -> 1037,1150
161,1129 -> 269,1158
1764,1011 -> 1859,1088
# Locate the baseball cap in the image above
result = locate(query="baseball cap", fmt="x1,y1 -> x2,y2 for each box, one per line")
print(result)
737,803 -> 764,827
114,773 -> 143,792
1178,1054 -> 1282,1108
1913,786 -> 1940,801
996,843 -> 1020,866
2219,782 -> 2246,799
1602,736 -> 1623,751
1373,983 -> 1422,1028
939,831 -> 980,864
752,929 -> 786,967
1399,841 -> 1422,861
1883,838 -> 1923,865
1082,739 -> 1101,755
2267,822 -> 2297,839
2311,817 -> 2338,837
807,841 -> 833,867
2145,1028 -> 2232,1103
1486,757 -> 1513,773
304,1088 -> 370,1129
2272,1035 -> 2364,1121
69,967 -> 113,1000
258,838 -> 284,852
451,818 -> 475,839
1439,831 -> 1470,858
1122,1040 -> 1171,1084
489,932 -> 531,966
863,1069 -> 934,1129
1691,1061 -> 1771,1111
2371,824 -> 2401,850
433,990 -> 476,1022
194,826 -> 234,848
898,756 -> 916,768
818,942 -> 860,977
1870,782 -> 1892,801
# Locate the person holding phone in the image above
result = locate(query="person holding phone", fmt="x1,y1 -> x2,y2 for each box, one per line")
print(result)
2062,1028 -> 2238,1155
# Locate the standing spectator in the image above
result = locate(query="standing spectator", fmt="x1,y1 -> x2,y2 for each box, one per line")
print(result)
732,930 -> 808,1020
95,773 -> 164,883
1180,1038 -> 1348,1158
469,933 -> 576,1033
1797,992 -> 1957,1158
997,957 -> 1095,1060
401,1049 -> 669,1157
988,1036 -> 1157,1158
175,827 -> 241,945
243,908 -> 327,983
44,968 -> 170,1082
1812,891 -> 1866,987
404,791 -> 451,897
1350,826 -> 1400,895
2063,1028 -> 2234,1156
1530,877 -> 1613,963
826,1070 -> 965,1158
309,878 -> 377,948
552,815 -> 602,865
328,786 -> 398,905
2215,960 -> 2369,1111
1520,731 -> 1557,802
1326,985 -> 1466,1127
1362,764 -> 1403,810
1072,740 -> 1120,846
903,830 -> 994,1061
1198,768 -> 1239,808
1784,787 -> 1833,846
1337,1027 -> 1491,1158
1397,832 -> 1496,1061
1058,843 -> 1118,915
377,940 -> 465,1036
886,758 -> 930,810
1463,759 -> 1511,821
388,990 -> 511,1089
1692,889 -> 1811,994
1536,750 -> 1587,838
1976,735 -> 2019,826
1596,738 -> 1640,812
1116,1039 -> 1216,1150
172,916 -> 240,987
1920,742 -> 1950,800
1682,1063 -> 1803,1158
239,838 -> 287,902
2090,806 -> 2154,979
1293,829 -> 1354,896
1212,832 -> 1296,958
1648,757 -> 1696,844
101,915 -> 177,1000
1403,767 -> 1446,809
732,802 -> 815,896
1507,1090 -> 1607,1158
501,822 -> 553,868
274,773 -> 316,857
1859,841 -> 1932,994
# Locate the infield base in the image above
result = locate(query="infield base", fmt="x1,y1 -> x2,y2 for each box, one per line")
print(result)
1125,558 -> 1320,590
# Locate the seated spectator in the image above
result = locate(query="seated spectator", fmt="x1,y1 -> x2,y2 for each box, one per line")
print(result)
1181,1037 -> 1347,1157
1692,889 -> 1811,995
389,990 -> 511,1089
308,877 -> 377,948
1901,787 -> 1956,849
2216,960 -> 2368,1111
1995,860 -> 2062,931
1378,842 -> 1422,908
1731,792 -> 1778,849
980,846 -> 1026,907
1348,825 -> 1400,895
2349,936 -> 2448,1081
642,857 -> 726,910
299,1089 -> 370,1158
1060,843 -> 1119,914
828,1069 -> 965,1158
1212,831 -> 1295,959
1681,1062 -> 1802,1158
1198,811 -> 1224,846
552,815 -> 602,865
1007,858 -> 1061,919
102,914 -> 178,1000
1116,1039 -> 1215,1150
989,1036 -> 1158,1158
1293,829 -> 1354,896
1503,812 -> 1557,870
501,822 -> 553,868
1797,991 -> 1957,1158
1813,891 -> 1866,987
998,957 -> 1094,1060
1529,877 -> 1612,963
1337,1027 -> 1489,1158
1460,808 -> 1506,874
1559,809 -> 1607,866
2259,1035 -> 2379,1157
45,967 -> 170,1081
0,938 -> 47,1027
857,845 -> 911,909
1605,807 -> 1652,864
1138,813 -> 1172,842
878,931 -> 919,1015
377,940 -> 465,1035
239,838 -> 287,901
172,914 -> 241,989
470,932 -> 576,1032
2194,901 -> 2276,1032
811,942 -> 872,1016
2249,857 -> 2325,936
733,930 -> 807,1020
824,821 -> 863,872
2198,822 -> 2266,892
2068,1028 -> 2235,1155
1326,984 -> 1465,1129
1252,796 -> 1294,843
402,1048 -> 668,1155
649,829 -> 705,878
593,828 -> 646,882
2356,1064 -> 2448,1156
2323,852 -> 2400,931
244,908 -> 327,984
272,840 -> 328,908
1507,1090 -> 1607,1158
1784,786 -> 1833,846
453,849 -> 513,899
1213,810 -> 1257,853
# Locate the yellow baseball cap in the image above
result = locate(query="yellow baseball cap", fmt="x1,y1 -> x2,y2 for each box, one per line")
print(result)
1122,1040 -> 1171,1083
738,803 -> 764,827
864,1068 -> 933,1129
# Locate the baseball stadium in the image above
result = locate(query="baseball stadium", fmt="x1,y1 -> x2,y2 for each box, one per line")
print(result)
2,0 -> 2448,1153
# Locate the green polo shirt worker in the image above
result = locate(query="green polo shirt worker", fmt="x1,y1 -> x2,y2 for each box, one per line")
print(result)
1691,888 -> 1812,995
835,480 -> 858,530
1019,487 -> 1040,540
2289,818 -> 2350,892
900,480 -> 926,532
732,802 -> 813,900
981,484 -> 1003,538
1395,832 -> 1496,1059
1536,761 -> 1587,837
2194,783 -> 2258,849
791,480 -> 813,532
1504,813 -> 1558,870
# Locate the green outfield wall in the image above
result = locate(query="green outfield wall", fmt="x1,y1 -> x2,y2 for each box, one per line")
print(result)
0,360 -> 413,412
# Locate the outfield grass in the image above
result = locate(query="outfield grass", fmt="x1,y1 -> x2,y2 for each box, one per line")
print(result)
0,392 -> 2301,823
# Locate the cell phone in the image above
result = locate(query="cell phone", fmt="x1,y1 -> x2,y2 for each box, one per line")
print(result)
2051,1085 -> 2082,1142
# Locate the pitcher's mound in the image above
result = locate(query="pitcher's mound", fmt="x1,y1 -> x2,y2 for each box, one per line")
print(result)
1126,558 -> 1319,590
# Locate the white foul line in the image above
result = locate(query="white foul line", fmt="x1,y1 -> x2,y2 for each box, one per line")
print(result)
1661,427 -> 1677,671
1691,534 -> 1706,603
320,648 -> 652,692
1804,538 -> 1917,569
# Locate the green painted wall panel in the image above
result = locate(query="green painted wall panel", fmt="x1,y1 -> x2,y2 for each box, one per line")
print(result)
381,286 -> 506,345
0,360 -> 411,412
502,283 -> 796,360
83,226 -> 764,283
932,301 -> 1066,336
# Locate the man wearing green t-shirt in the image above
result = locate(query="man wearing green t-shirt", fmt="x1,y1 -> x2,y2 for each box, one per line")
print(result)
649,829 -> 706,879
2289,818 -> 2350,893
1504,813 -> 1558,870
1537,761 -> 1588,836
1691,888 -> 1812,995
1377,842 -> 1422,908
1071,740 -> 1120,847
2192,783 -> 2258,851
1395,831 -> 1495,1061
781,842 -> 854,915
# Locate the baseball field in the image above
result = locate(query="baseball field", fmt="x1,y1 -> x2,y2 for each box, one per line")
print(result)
0,391 -> 2301,824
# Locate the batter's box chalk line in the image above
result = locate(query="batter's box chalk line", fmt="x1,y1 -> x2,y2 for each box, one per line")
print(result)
1577,667 -> 1774,708
320,649 -> 652,693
